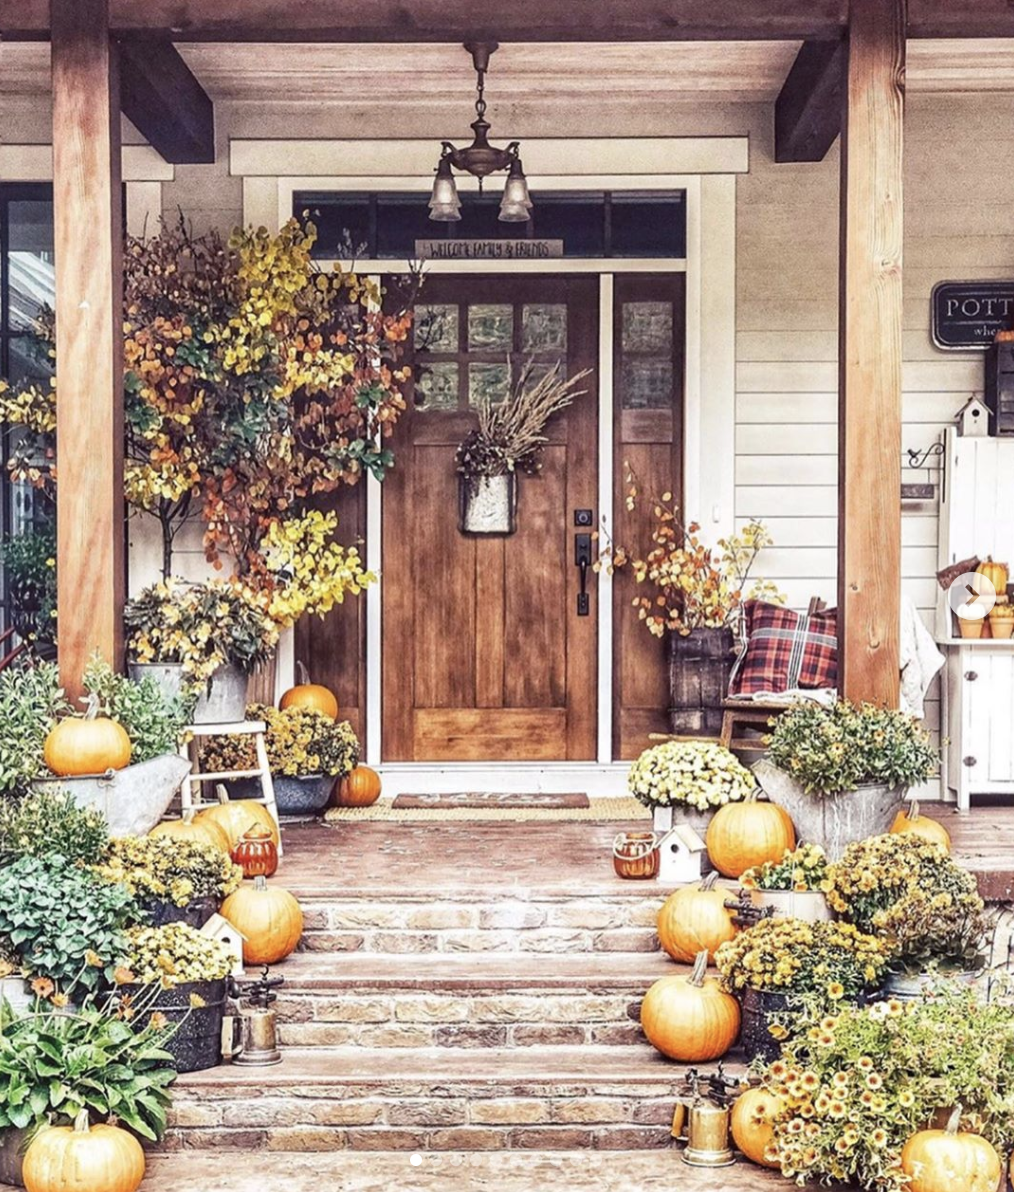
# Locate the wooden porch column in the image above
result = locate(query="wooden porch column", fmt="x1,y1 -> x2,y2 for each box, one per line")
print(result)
51,0 -> 125,698
837,0 -> 905,705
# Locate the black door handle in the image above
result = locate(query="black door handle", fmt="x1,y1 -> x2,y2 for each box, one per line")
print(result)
575,532 -> 592,616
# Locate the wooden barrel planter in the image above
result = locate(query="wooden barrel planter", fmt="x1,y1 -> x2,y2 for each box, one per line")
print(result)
668,628 -> 736,736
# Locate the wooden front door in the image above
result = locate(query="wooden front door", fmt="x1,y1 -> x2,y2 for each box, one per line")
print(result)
382,276 -> 599,762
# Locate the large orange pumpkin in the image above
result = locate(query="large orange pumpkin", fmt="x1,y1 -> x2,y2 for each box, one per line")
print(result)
43,694 -> 131,778
335,765 -> 382,808
901,1108 -> 1001,1192
23,1112 -> 145,1192
889,800 -> 951,853
640,949 -> 740,1063
196,796 -> 280,849
149,811 -> 232,855
280,661 -> 338,720
731,1087 -> 784,1168
657,872 -> 738,963
221,875 -> 303,964
706,793 -> 796,879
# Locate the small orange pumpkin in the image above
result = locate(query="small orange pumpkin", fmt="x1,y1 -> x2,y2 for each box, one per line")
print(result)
976,558 -> 1009,599
280,661 -> 338,720
640,949 -> 741,1063
706,792 -> 796,879
23,1111 -> 145,1192
335,764 -> 382,808
889,800 -> 951,853
731,1087 -> 784,1168
231,824 -> 279,879
149,811 -> 232,855
196,794 -> 280,850
43,693 -> 132,777
221,875 -> 303,965
901,1107 -> 1001,1192
657,872 -> 738,963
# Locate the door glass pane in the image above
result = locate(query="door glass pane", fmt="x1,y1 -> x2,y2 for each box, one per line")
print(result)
469,362 -> 511,407
414,304 -> 459,353
521,304 -> 567,353
415,362 -> 459,409
7,200 -> 55,332
621,358 -> 673,409
468,304 -> 513,351
7,336 -> 54,385
622,302 -> 672,353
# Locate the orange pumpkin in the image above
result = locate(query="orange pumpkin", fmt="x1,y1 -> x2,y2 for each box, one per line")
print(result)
149,811 -> 232,855
280,661 -> 338,720
23,1111 -> 145,1192
231,825 -> 279,879
221,875 -> 303,965
640,949 -> 740,1063
335,765 -> 382,808
196,797 -> 280,850
901,1107 -> 1001,1192
657,872 -> 737,963
43,694 -> 131,777
731,1087 -> 784,1168
706,793 -> 796,879
889,800 -> 951,853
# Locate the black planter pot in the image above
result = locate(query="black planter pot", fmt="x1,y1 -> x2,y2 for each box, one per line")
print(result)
667,627 -> 736,737
128,978 -> 231,1074
273,774 -> 333,816
144,895 -> 220,929
0,1127 -> 28,1188
741,987 -> 799,1063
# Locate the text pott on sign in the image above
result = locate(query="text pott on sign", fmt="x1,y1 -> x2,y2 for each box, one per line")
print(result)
932,281 -> 1014,350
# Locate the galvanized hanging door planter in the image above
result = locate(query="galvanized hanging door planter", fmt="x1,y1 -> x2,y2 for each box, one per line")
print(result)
458,472 -> 518,535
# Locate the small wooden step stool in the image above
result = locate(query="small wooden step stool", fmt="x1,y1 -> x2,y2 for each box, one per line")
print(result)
719,702 -> 783,754
180,720 -> 282,856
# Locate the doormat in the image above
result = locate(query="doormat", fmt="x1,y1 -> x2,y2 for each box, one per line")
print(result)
393,792 -> 590,810
324,796 -> 650,824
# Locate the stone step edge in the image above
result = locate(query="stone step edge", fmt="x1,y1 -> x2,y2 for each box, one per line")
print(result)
288,885 -> 691,902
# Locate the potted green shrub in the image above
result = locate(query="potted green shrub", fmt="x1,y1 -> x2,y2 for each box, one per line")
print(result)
715,917 -> 889,1063
739,843 -> 833,923
755,700 -> 938,858
94,835 -> 242,928
627,738 -> 755,835
122,922 -> 235,1074
0,664 -> 67,797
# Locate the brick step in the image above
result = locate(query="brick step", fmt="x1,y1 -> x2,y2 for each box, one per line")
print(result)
296,887 -> 675,955
273,953 -> 676,1048
164,1045 -> 745,1153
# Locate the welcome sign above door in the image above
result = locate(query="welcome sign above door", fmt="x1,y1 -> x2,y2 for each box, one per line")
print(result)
932,280 -> 1014,350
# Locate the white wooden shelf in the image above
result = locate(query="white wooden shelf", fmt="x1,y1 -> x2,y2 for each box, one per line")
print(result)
937,638 -> 1014,648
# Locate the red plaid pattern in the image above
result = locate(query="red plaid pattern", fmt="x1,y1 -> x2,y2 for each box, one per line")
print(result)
729,600 -> 838,696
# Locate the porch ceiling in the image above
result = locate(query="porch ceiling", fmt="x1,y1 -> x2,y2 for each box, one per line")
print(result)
6,39 -> 1014,102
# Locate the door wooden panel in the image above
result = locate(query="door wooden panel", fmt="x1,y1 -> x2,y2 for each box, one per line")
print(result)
383,275 -> 598,762
612,274 -> 686,760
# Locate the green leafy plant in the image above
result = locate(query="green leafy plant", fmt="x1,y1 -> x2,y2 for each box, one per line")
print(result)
0,789 -> 108,868
125,923 -> 233,987
0,529 -> 57,648
0,663 -> 68,796
739,843 -> 830,893
757,989 -> 1014,1190
83,656 -> 189,763
765,699 -> 938,795
626,739 -> 755,811
0,990 -> 176,1141
0,856 -> 134,994
200,703 -> 360,778
94,835 -> 242,909
873,887 -> 992,974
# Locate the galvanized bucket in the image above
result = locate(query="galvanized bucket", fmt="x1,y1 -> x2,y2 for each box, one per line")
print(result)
459,473 -> 517,535
193,664 -> 249,724
128,661 -> 186,703
749,888 -> 833,923
273,774 -> 333,816
31,753 -> 192,837
127,978 -> 232,1074
883,967 -> 986,1002
753,758 -> 904,861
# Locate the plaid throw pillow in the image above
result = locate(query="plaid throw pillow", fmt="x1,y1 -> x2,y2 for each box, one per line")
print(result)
729,600 -> 838,696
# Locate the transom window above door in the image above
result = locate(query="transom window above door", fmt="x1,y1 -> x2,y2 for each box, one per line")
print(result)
413,299 -> 569,410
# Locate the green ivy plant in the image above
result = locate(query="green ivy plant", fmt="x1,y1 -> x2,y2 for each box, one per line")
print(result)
0,664 -> 68,796
83,656 -> 189,763
0,789 -> 108,869
0,994 -> 177,1141
0,856 -> 134,994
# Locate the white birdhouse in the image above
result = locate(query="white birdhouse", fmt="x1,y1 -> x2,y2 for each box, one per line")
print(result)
201,913 -> 247,978
956,396 -> 990,438
657,824 -> 708,884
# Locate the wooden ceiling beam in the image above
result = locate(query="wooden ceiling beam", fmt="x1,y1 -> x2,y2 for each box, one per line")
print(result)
774,39 -> 846,163
118,38 -> 214,164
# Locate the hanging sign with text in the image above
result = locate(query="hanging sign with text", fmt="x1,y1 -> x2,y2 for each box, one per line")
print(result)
932,280 -> 1014,350
415,239 -> 564,261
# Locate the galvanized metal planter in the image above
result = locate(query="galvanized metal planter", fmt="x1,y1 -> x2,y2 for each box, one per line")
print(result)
883,966 -> 987,1002
193,663 -> 250,724
0,977 -> 33,1016
753,758 -> 904,861
144,895 -> 220,930
31,753 -> 192,837
128,661 -> 186,702
129,978 -> 232,1074
274,774 -> 334,816
459,472 -> 517,535
748,888 -> 833,923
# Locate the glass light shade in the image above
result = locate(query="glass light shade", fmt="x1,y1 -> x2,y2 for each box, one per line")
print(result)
428,159 -> 462,222
498,159 -> 532,223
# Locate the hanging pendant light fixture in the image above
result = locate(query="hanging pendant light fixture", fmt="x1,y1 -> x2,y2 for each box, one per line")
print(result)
428,42 -> 533,224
